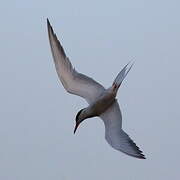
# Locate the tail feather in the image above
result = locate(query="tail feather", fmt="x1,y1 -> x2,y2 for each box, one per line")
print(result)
113,62 -> 134,87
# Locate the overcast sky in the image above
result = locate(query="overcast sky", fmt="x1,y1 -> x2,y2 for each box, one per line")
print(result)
0,0 -> 180,179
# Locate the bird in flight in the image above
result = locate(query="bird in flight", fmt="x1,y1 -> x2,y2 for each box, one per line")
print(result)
47,19 -> 145,159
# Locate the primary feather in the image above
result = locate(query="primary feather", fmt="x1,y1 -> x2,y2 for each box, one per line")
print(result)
47,19 -> 105,104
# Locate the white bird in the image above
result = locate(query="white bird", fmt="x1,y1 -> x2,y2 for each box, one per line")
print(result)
47,19 -> 145,159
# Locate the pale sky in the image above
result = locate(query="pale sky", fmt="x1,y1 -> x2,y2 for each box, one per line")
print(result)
1,0 -> 180,179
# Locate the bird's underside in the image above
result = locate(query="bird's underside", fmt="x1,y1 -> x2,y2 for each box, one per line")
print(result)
47,18 -> 145,159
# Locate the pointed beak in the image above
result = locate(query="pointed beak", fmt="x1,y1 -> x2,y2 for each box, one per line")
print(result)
74,121 -> 80,134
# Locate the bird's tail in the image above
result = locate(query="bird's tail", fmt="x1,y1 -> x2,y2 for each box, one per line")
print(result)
112,62 -> 134,89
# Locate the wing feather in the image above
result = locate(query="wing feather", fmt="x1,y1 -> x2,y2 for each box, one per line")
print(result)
100,101 -> 145,159
47,19 -> 105,104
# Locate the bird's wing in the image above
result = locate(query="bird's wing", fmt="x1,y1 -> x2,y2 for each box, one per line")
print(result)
47,19 -> 105,104
100,101 -> 145,159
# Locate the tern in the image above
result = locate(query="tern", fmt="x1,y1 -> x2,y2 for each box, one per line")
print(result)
47,19 -> 145,159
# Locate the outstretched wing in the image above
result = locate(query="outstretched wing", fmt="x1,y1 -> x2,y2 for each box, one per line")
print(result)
47,19 -> 105,104
100,101 -> 145,159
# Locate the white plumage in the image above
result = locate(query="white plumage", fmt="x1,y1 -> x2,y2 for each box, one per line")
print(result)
47,19 -> 145,159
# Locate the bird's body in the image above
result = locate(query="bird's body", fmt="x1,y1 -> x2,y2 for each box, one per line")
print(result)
47,19 -> 145,159
86,87 -> 116,116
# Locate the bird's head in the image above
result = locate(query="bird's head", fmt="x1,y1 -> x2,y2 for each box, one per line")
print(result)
74,108 -> 86,134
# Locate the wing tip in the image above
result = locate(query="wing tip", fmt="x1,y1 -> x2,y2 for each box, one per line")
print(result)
47,18 -> 50,25
135,153 -> 146,159
46,18 -> 66,58
47,18 -> 53,36
127,139 -> 146,159
139,155 -> 146,159
121,149 -> 146,159
47,18 -> 53,34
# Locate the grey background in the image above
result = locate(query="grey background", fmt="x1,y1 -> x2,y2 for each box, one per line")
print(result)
0,0 -> 180,179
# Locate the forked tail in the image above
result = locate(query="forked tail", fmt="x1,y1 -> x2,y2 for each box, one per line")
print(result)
112,62 -> 134,90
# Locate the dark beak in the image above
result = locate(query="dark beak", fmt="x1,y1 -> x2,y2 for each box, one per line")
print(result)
74,121 -> 80,134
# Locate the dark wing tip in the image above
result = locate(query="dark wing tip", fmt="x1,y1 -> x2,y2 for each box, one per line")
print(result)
136,152 -> 146,159
47,18 -> 50,25
46,18 -> 66,58
47,18 -> 51,30
128,139 -> 146,159
47,18 -> 54,35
